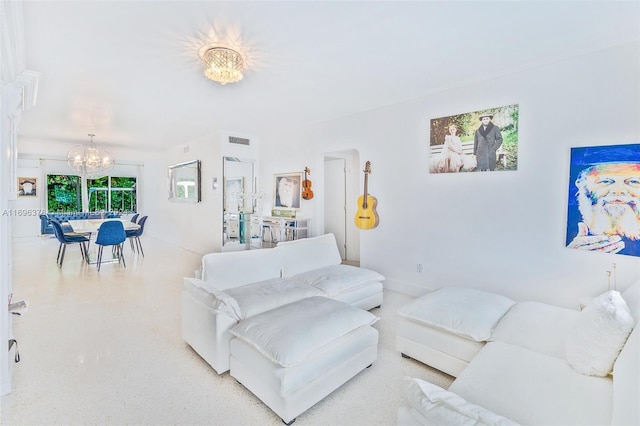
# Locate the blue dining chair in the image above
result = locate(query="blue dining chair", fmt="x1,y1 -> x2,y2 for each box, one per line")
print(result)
130,213 -> 140,224
126,215 -> 147,256
95,220 -> 127,271
50,219 -> 90,267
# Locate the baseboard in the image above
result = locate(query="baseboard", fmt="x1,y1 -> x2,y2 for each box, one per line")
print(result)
383,279 -> 433,297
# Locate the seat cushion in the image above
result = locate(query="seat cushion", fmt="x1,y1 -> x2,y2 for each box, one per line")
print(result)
489,301 -> 580,360
291,264 -> 384,296
230,325 -> 378,397
398,287 -> 515,342
450,342 -> 613,425
230,296 -> 378,367
225,277 -> 324,319
404,377 -> 518,426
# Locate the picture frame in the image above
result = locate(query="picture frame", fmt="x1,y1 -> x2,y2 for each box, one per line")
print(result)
17,177 -> 37,197
565,143 -> 640,258
273,172 -> 303,209
428,104 -> 519,174
224,176 -> 244,212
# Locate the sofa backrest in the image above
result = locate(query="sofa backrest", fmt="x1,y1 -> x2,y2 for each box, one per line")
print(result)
277,233 -> 342,277
612,280 -> 639,425
611,325 -> 638,425
201,249 -> 282,290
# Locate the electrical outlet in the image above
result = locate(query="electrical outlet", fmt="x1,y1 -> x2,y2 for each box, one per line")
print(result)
416,264 -> 423,273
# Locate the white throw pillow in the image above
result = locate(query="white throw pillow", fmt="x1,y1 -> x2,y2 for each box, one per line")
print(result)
565,290 -> 635,377
404,377 -> 518,426
397,287 -> 515,341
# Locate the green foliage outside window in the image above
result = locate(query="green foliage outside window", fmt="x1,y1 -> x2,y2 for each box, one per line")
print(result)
47,175 -> 81,212
87,176 -> 136,213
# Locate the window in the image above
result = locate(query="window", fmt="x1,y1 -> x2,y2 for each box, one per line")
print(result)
47,174 -> 82,212
87,176 -> 136,213
110,176 -> 136,213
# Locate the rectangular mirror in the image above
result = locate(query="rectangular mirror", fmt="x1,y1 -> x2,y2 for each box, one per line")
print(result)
223,157 -> 255,250
168,160 -> 201,203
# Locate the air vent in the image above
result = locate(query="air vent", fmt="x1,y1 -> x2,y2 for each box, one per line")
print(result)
229,136 -> 250,146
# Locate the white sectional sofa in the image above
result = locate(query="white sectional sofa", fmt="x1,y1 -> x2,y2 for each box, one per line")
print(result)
397,282 -> 639,425
181,233 -> 384,375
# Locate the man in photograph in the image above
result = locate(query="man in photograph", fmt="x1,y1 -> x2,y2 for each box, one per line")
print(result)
566,144 -> 640,257
473,113 -> 503,171
275,176 -> 300,208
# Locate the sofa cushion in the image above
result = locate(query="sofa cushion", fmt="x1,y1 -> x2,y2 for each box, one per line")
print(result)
201,248 -> 282,289
229,296 -> 378,367
183,277 -> 242,320
291,264 -> 384,296
565,290 -> 634,377
277,233 -> 342,277
225,277 -> 324,320
450,341 -> 613,425
397,287 -> 515,342
489,301 -> 580,360
404,377 -> 518,426
612,325 -> 639,425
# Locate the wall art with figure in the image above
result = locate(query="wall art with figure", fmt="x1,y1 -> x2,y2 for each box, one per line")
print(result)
273,172 -> 302,209
429,104 -> 519,173
566,143 -> 640,257
18,177 -> 37,197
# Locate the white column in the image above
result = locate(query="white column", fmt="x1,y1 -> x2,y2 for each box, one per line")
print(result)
1,0 -> 40,396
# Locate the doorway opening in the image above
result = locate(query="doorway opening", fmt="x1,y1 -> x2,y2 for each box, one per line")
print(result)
324,149 -> 360,263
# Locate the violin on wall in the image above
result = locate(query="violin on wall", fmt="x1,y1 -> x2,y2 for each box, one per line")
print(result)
302,167 -> 314,200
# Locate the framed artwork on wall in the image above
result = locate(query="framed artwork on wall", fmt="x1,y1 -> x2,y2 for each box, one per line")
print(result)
273,172 -> 302,209
17,177 -> 37,197
429,104 -> 519,174
566,143 -> 640,258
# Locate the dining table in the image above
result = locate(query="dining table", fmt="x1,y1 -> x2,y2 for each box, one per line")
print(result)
67,218 -> 140,265
67,218 -> 140,234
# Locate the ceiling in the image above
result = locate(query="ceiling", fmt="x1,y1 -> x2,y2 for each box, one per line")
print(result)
18,1 -> 639,153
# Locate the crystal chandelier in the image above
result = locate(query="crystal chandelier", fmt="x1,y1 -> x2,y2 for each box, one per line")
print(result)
67,134 -> 115,178
201,47 -> 244,85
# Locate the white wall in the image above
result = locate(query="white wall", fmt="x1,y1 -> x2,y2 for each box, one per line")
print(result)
258,42 -> 640,308
142,134 -> 222,255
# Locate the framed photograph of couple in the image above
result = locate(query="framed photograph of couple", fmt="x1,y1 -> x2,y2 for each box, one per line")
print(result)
18,177 -> 37,197
273,172 -> 302,209
428,103 -> 519,174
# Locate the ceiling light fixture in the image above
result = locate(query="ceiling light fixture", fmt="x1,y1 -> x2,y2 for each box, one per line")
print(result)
67,133 -> 115,178
201,47 -> 244,85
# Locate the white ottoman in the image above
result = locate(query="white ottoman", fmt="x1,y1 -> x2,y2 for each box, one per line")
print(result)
396,287 -> 515,377
229,297 -> 379,424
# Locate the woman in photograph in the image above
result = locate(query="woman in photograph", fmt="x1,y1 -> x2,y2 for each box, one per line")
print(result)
430,124 -> 476,173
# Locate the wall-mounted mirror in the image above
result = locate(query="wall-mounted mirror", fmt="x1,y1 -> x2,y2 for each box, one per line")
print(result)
168,160 -> 201,203
223,157 -> 255,250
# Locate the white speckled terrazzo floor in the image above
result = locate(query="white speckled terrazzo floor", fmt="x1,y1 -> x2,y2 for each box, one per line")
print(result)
1,236 -> 453,425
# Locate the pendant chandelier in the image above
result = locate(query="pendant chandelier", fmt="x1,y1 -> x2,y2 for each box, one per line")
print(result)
201,47 -> 244,85
67,134 -> 115,178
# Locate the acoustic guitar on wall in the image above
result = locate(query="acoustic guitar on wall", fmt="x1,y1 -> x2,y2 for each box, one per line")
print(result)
354,161 -> 379,230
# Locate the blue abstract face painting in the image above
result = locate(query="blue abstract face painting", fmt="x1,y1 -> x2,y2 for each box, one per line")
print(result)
566,143 -> 640,257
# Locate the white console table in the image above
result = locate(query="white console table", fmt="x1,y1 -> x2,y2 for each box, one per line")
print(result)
250,216 -> 310,249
